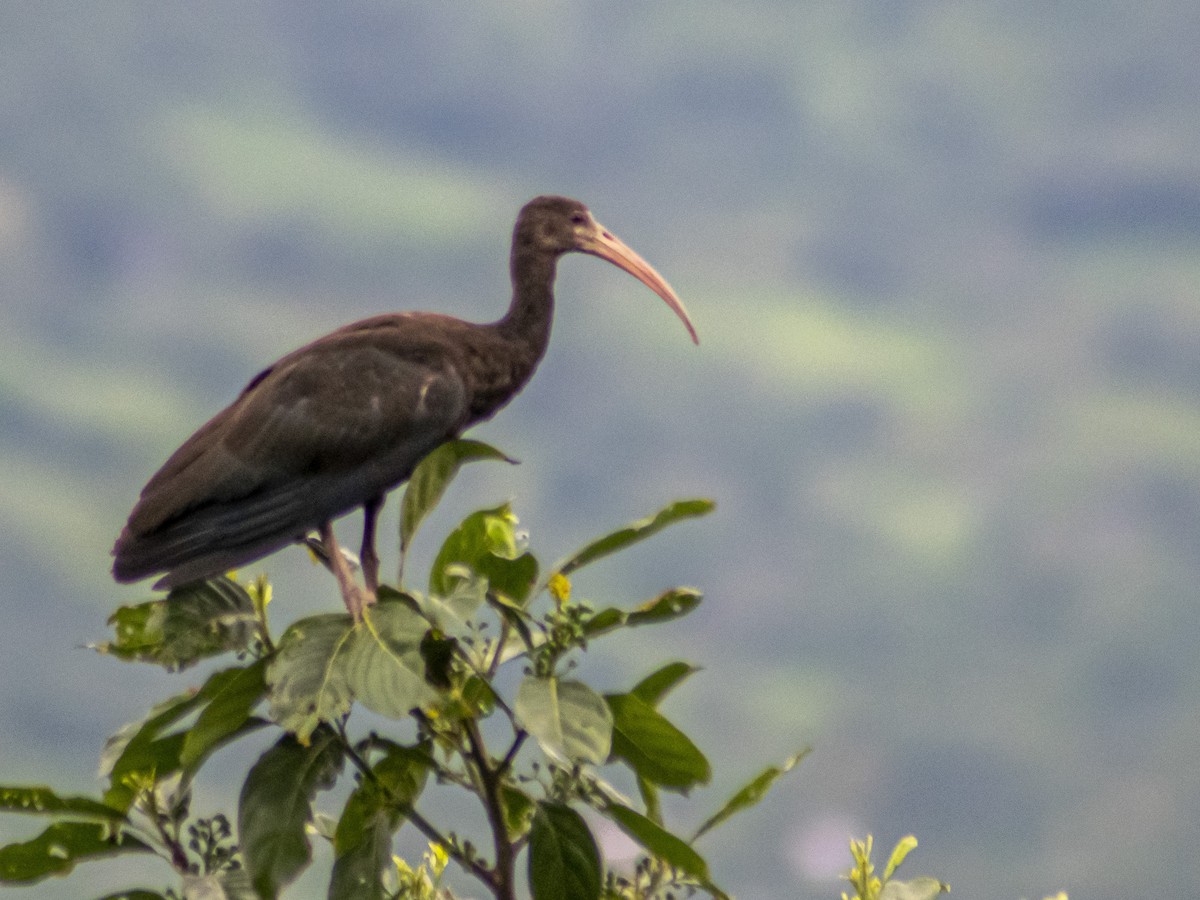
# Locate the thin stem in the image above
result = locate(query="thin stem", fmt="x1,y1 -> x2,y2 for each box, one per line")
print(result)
464,720 -> 517,900
337,724 -> 500,895
498,731 -> 528,777
139,787 -> 190,873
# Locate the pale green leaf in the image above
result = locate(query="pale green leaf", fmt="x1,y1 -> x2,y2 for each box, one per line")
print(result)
515,677 -> 612,765
883,834 -> 919,881
880,876 -> 950,900
346,599 -> 437,719
266,614 -> 356,741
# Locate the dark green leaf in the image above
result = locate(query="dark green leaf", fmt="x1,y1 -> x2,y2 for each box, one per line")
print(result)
625,588 -> 702,627
430,504 -> 538,605
181,660 -> 269,770
329,819 -> 389,900
606,693 -> 710,791
419,630 -> 456,689
0,822 -> 150,884
580,607 -> 625,637
691,750 -> 809,842
528,802 -> 601,900
92,577 -> 257,671
515,677 -> 612,765
552,499 -> 714,578
266,614 -> 356,741
400,439 -> 515,554
630,662 -> 701,707
501,785 -> 535,839
347,599 -> 438,718
328,742 -> 429,900
0,786 -> 123,821
238,730 -> 343,900
329,786 -> 392,900
95,891 -> 170,900
603,804 -> 709,882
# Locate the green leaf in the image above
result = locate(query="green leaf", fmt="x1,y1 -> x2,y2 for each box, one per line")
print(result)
238,730 -> 343,900
0,821 -> 151,884
96,891 -> 170,900
580,607 -> 625,637
883,834 -> 919,881
691,749 -> 809,842
266,614 -> 357,741
100,688 -> 203,810
626,588 -> 703,627
603,804 -> 709,883
528,802 -> 602,900
515,677 -> 613,765
92,577 -> 257,671
329,787 -> 392,900
552,499 -> 715,578
400,439 -> 515,554
606,693 -> 710,791
430,504 -> 539,605
880,876 -> 951,900
582,590 -> 702,641
328,743 -> 428,900
501,785 -> 536,839
371,742 -> 431,810
630,662 -> 701,707
347,599 -> 438,719
181,660 -> 269,770
637,775 -> 661,824
0,787 -> 123,821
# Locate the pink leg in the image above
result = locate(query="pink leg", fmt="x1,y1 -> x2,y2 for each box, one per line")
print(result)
319,521 -> 365,621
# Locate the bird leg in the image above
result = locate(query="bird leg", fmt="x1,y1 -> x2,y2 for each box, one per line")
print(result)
360,495 -> 383,598
318,521 -> 367,621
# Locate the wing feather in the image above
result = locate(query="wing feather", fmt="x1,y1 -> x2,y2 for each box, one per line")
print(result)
113,330 -> 468,584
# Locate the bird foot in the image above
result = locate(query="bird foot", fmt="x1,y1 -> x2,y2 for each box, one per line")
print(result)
343,583 -> 376,623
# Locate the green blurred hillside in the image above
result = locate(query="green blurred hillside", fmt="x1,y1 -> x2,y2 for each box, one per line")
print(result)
2,3 -> 1199,899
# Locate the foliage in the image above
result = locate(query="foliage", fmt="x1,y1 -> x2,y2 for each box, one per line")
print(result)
0,441 -> 805,899
840,835 -> 947,900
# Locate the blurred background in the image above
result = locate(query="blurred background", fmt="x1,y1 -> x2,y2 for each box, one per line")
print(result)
2,3 -> 1198,898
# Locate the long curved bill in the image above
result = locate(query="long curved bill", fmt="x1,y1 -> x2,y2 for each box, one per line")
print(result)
581,219 -> 699,344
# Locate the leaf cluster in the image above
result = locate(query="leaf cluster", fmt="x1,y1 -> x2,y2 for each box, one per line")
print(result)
0,441 -> 803,900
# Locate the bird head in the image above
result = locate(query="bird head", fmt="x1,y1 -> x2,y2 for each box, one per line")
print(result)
515,195 -> 699,344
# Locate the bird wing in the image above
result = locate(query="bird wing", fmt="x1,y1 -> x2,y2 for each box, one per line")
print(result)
116,331 -> 468,578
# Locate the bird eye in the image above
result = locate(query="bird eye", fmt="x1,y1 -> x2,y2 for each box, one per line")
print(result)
570,212 -> 587,225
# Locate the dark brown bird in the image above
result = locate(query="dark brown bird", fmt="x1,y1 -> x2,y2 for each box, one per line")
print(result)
112,195 -> 697,618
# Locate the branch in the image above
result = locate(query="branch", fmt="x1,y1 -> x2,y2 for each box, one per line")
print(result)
465,720 -> 517,900
337,725 -> 500,894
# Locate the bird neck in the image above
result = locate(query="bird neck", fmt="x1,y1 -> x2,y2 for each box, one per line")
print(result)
496,244 -> 557,364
